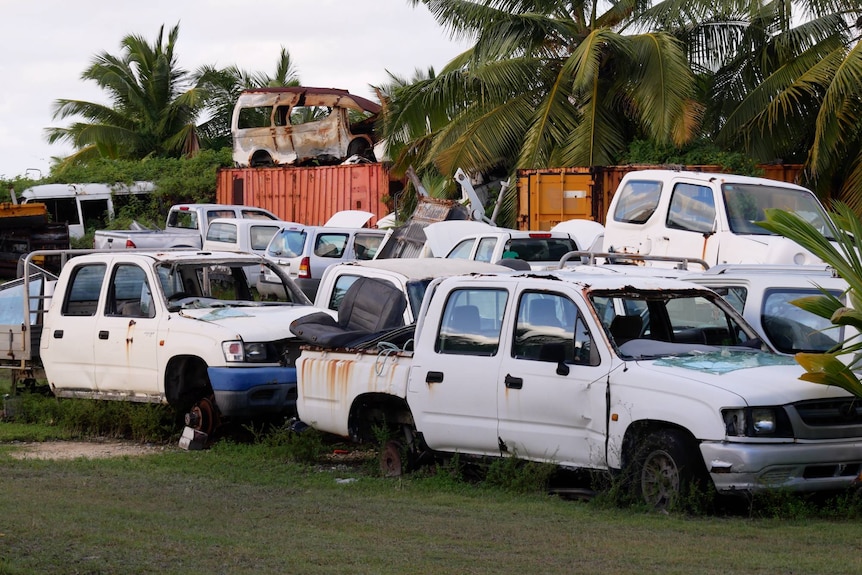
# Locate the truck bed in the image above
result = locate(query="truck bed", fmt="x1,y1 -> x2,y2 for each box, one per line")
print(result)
296,347 -> 413,438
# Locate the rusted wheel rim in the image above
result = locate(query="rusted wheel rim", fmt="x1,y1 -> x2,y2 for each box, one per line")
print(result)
380,440 -> 404,477
187,396 -> 218,436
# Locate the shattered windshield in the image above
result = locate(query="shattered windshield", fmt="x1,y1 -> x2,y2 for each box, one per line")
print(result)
590,289 -> 764,360
722,183 -> 835,239
156,260 -> 310,311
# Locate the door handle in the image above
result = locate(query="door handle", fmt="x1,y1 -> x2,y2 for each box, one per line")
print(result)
53,330 -> 64,339
98,331 -> 109,340
426,371 -> 444,384
504,374 -> 523,389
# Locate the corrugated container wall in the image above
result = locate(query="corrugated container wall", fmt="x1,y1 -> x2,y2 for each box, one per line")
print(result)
517,164 -> 804,230
216,163 -> 391,226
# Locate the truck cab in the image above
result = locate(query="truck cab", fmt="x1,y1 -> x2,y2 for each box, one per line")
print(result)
602,170 -> 835,266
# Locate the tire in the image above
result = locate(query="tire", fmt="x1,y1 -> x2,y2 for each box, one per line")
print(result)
632,430 -> 706,510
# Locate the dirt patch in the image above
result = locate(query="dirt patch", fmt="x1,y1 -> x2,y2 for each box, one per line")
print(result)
9,439 -> 170,460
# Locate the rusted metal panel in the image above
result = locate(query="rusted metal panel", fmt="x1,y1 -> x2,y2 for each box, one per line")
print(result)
216,163 -> 391,226
518,164 -> 805,228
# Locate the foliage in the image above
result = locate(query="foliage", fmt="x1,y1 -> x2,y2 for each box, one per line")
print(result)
481,454 -> 557,494
4,391 -> 177,442
246,420 -> 329,464
760,204 -> 862,396
45,24 -> 203,170
620,139 -> 762,176
194,46 -> 301,150
383,0 -> 699,183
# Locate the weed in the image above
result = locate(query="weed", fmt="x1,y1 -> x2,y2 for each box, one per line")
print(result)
3,391 -> 175,442
482,455 -> 557,494
257,420 -> 328,464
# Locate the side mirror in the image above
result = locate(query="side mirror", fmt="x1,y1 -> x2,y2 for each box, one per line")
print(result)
539,342 -> 570,376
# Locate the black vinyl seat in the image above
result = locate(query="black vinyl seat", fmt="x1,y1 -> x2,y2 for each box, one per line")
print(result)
290,276 -> 407,348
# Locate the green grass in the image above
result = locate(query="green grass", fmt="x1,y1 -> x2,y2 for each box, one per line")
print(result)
2,435 -> 862,575
4,380 -> 862,573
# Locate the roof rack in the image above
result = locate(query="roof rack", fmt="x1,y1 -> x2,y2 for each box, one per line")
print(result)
701,264 -> 837,277
556,251 -> 710,271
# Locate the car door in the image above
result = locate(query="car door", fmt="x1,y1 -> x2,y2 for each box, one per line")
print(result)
654,180 -> 719,263
496,287 -> 610,468
409,285 -> 510,456
93,263 -> 161,396
42,262 -> 106,392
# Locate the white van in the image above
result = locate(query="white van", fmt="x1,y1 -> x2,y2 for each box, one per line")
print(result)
20,181 -> 156,238
258,211 -> 388,300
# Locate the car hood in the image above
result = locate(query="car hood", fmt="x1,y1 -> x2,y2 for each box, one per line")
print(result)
324,210 -> 375,228
635,351 -> 851,405
177,304 -> 323,340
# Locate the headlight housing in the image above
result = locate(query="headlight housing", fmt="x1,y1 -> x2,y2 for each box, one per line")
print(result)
222,340 -> 271,363
722,407 -> 793,438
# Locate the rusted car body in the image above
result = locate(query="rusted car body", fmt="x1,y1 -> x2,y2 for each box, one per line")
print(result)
231,87 -> 380,168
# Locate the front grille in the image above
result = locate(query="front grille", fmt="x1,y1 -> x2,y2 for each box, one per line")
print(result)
271,338 -> 303,367
794,398 -> 862,427
803,463 -> 862,479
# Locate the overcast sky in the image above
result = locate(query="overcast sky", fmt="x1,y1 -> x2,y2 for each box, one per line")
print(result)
0,0 -> 470,179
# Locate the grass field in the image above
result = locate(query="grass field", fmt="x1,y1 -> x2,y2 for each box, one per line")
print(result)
2,432 -> 862,575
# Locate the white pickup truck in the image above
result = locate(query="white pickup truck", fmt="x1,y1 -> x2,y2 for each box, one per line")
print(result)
294,269 -> 862,507
601,169 -> 836,266
93,204 -> 279,250
13,249 -> 315,437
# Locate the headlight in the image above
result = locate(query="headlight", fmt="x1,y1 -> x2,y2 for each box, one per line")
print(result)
722,407 -> 792,438
222,340 -> 272,363
751,408 -> 776,435
244,342 -> 267,361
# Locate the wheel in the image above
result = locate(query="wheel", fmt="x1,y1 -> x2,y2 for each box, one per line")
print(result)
633,430 -> 705,510
185,395 -> 219,437
380,440 -> 407,477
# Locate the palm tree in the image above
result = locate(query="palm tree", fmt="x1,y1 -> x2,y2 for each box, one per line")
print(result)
384,0 -> 700,179
641,1 -> 862,208
194,47 -> 301,150
45,24 -> 202,167
760,204 -> 862,397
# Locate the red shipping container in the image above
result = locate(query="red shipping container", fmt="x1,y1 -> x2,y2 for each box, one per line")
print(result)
216,163 -> 392,226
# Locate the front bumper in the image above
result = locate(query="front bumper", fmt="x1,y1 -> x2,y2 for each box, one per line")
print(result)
208,366 -> 297,418
701,439 -> 862,494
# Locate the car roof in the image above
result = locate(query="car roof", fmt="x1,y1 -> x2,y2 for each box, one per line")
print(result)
620,169 -> 812,191
681,264 -> 848,289
331,258 -> 513,279
72,250 -> 267,265
208,217 -> 293,228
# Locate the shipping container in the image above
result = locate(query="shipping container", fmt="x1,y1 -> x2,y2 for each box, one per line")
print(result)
216,163 -> 393,226
516,164 -> 804,230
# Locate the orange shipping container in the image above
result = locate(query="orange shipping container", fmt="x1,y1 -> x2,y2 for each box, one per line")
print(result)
216,163 -> 392,226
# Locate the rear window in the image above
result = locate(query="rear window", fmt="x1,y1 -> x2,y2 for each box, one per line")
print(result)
268,229 -> 307,257
504,238 -> 576,262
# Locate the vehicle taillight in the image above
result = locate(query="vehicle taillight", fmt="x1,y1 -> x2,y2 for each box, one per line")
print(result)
126,239 -> 137,248
299,256 -> 311,279
529,233 -> 552,238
